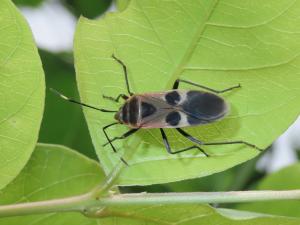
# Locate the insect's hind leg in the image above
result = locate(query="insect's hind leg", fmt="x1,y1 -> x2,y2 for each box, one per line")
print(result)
112,54 -> 134,96
160,129 -> 209,157
176,128 -> 263,152
102,93 -> 129,103
102,122 -> 129,165
172,79 -> 241,94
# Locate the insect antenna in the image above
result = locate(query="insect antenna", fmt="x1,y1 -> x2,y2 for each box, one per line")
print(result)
50,88 -> 117,113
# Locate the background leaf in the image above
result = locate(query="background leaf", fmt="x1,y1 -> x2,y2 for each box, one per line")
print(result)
0,145 -> 299,224
0,0 -> 45,189
63,0 -> 112,19
234,163 -> 300,218
38,50 -> 96,159
12,0 -> 43,7
75,0 -> 300,185
0,143 -> 104,225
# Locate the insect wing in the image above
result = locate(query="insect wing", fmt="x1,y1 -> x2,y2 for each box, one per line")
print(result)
179,91 -> 229,126
137,90 -> 228,128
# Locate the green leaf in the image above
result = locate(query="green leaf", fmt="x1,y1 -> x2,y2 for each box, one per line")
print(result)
75,0 -> 300,185
0,0 -> 45,189
0,145 -> 299,224
235,163 -> 300,218
116,0 -> 130,11
0,143 -> 104,225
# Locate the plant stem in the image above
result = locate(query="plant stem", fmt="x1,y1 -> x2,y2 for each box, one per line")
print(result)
0,193 -> 92,217
98,190 -> 300,205
1,190 -> 300,217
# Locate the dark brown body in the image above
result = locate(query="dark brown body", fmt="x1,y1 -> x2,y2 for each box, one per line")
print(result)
114,90 -> 228,129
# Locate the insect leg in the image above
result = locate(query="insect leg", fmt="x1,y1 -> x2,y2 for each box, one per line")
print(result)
50,88 -> 117,113
176,128 -> 263,152
103,128 -> 139,146
103,122 -> 129,165
112,54 -> 134,96
102,93 -> 129,103
172,79 -> 240,94
160,129 -> 208,156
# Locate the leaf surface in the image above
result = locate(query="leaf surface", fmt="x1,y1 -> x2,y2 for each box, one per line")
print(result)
0,143 -> 104,225
0,0 -> 45,189
75,0 -> 300,185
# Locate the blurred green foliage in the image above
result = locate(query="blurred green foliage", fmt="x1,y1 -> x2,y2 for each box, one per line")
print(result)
38,50 -> 97,159
63,0 -> 112,19
13,0 -> 113,19
235,163 -> 300,218
12,0 -> 43,7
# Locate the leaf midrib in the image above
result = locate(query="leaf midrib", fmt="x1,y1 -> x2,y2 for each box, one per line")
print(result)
167,0 -> 219,88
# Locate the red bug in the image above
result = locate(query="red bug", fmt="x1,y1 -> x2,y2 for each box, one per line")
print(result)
52,55 -> 263,164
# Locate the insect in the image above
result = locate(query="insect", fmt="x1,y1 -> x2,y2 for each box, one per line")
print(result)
51,54 -> 263,165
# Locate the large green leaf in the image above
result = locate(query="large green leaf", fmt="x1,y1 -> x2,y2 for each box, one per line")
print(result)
0,143 -> 104,225
235,163 -> 300,218
0,0 -> 45,189
75,0 -> 300,185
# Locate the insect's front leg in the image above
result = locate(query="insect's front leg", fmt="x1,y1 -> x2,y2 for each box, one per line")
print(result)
102,93 -> 129,103
112,54 -> 134,96
160,129 -> 209,157
102,122 -> 130,165
172,79 -> 241,94
102,122 -> 120,153
102,128 -> 139,146
176,128 -> 263,152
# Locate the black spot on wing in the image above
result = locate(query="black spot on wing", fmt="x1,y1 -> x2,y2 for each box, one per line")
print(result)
183,91 -> 227,125
141,102 -> 156,118
166,111 -> 181,126
165,91 -> 180,106
129,97 -> 139,125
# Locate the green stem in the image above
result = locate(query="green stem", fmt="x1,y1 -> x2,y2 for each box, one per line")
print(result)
89,161 -> 125,198
99,190 -> 300,205
1,190 -> 300,217
0,193 -> 92,217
